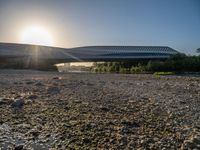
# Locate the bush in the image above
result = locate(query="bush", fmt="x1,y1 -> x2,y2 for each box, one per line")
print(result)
92,54 -> 200,74
130,66 -> 144,73
119,68 -> 130,74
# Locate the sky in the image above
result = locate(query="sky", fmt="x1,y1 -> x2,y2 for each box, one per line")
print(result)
0,0 -> 199,54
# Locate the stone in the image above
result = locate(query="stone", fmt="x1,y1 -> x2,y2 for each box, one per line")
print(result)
28,95 -> 38,100
74,100 -> 81,103
10,99 -> 24,109
28,129 -> 40,137
121,127 -> 129,134
99,105 -> 110,111
26,81 -> 35,85
47,86 -> 60,94
82,138 -> 91,144
121,121 -> 140,128
35,82 -> 43,86
0,98 -> 13,105
52,77 -> 60,80
13,145 -> 24,150
0,98 -> 8,105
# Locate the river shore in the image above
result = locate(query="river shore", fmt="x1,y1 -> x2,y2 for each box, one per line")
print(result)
0,70 -> 200,149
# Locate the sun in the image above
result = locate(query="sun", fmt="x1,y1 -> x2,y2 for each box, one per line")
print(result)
21,26 -> 54,46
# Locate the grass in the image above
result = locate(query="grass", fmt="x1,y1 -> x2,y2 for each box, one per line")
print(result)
153,72 -> 175,76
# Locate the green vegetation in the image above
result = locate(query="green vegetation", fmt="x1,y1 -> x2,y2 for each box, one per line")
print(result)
92,61 -> 148,74
92,54 -> 200,74
147,54 -> 200,72
153,72 -> 175,76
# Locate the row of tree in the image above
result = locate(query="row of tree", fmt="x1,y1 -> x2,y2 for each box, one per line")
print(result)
92,53 -> 200,73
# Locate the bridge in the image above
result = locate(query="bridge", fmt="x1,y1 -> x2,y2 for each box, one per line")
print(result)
0,43 -> 178,69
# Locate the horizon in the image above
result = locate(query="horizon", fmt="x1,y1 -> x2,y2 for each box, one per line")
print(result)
0,0 -> 199,54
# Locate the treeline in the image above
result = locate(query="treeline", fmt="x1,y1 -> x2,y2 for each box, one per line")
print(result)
92,54 -> 200,73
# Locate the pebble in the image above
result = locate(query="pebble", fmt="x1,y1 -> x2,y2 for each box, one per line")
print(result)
13,145 -> 24,150
10,99 -> 24,109
46,86 -> 60,94
28,94 -> 38,100
0,70 -> 199,149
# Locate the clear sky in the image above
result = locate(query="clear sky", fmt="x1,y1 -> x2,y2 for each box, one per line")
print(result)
0,0 -> 199,54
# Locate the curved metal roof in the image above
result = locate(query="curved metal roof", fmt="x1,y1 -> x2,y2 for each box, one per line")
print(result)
0,43 -> 179,63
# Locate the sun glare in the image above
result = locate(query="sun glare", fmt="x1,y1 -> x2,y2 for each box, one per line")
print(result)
21,26 -> 54,46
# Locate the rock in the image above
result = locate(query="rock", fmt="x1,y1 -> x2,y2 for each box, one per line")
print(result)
86,83 -> 94,86
73,100 -> 81,103
120,126 -> 129,134
0,98 -> 8,105
13,144 -> 24,150
47,86 -> 60,94
180,100 -> 187,104
52,77 -> 60,80
141,97 -> 149,100
121,121 -> 140,128
82,137 -> 91,144
28,94 -> 38,100
28,128 -> 40,137
128,100 -> 135,103
194,125 -> 200,130
99,105 -> 110,111
25,99 -> 33,105
82,102 -> 89,106
35,82 -> 43,86
10,99 -> 24,109
153,137 -> 159,142
0,98 -> 13,105
26,81 -> 34,85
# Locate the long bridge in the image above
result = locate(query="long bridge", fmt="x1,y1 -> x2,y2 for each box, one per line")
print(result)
0,43 -> 178,69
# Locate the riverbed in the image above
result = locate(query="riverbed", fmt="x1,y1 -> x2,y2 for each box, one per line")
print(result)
0,70 -> 200,149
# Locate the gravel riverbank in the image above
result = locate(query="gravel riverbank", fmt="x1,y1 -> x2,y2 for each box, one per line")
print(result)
0,70 -> 200,149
